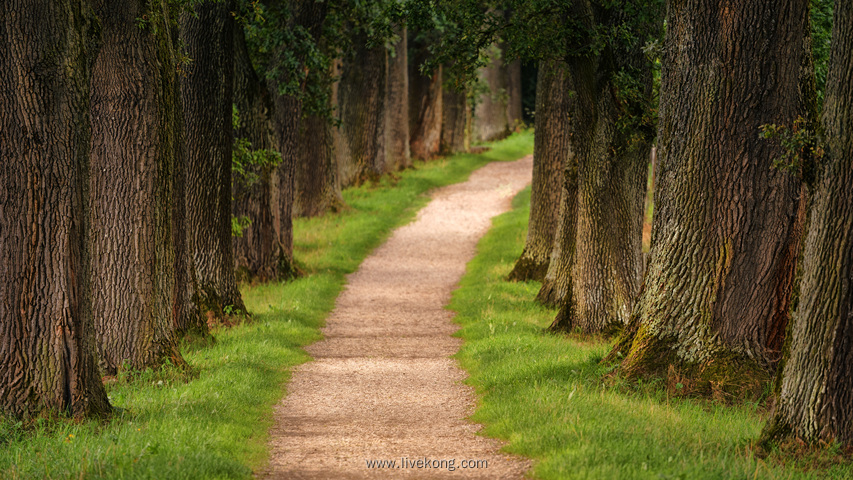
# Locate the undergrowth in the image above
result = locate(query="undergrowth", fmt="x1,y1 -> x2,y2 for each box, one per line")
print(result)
449,185 -> 853,480
0,132 -> 533,480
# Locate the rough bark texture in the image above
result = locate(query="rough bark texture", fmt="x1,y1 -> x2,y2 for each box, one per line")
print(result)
552,43 -> 651,335
441,84 -> 468,154
0,0 -> 111,418
181,0 -> 245,315
409,33 -> 443,160
766,0 -> 853,446
537,161 -> 579,309
89,0 -> 187,373
472,44 -> 510,143
509,60 -> 570,282
385,28 -> 411,170
614,0 -> 811,398
287,1 -> 339,219
294,111 -> 342,218
270,0 -> 327,274
232,23 -> 288,281
334,39 -> 388,186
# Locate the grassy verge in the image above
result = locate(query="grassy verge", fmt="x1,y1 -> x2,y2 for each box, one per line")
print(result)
0,131 -> 533,480
449,186 -> 853,480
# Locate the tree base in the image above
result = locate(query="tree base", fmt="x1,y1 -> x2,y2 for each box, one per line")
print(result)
507,251 -> 549,282
614,324 -> 772,401
536,279 -> 566,307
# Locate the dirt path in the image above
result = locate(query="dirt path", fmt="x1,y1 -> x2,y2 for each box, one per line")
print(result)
262,155 -> 533,479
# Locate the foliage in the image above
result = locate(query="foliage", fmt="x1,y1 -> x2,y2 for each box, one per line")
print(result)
760,116 -> 825,181
238,0 -> 404,118
0,132 -> 533,480
448,186 -> 853,479
811,0 -> 834,109
230,106 -> 282,237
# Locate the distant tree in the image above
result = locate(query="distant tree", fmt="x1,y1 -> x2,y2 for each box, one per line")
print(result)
0,0 -> 111,418
612,0 -> 813,398
762,0 -> 853,447
409,29 -> 444,159
385,25 -> 411,170
89,0 -> 190,371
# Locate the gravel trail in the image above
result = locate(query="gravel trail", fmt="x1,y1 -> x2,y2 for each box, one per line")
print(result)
262,155 -> 533,479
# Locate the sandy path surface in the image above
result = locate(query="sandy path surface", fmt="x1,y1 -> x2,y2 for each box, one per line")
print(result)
262,155 -> 533,479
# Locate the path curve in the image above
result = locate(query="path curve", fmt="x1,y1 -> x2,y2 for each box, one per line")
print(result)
263,155 -> 533,479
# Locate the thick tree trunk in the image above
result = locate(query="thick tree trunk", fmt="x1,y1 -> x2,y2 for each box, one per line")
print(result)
89,0 -> 188,373
441,84 -> 468,154
551,52 -> 651,335
181,0 -> 245,316
473,44 -> 510,143
334,39 -> 388,186
385,28 -> 411,170
509,60 -> 571,282
614,0 -> 811,398
537,157 -> 579,309
270,0 -> 327,273
409,33 -> 443,160
0,0 -> 111,418
764,0 -> 853,446
294,110 -> 341,218
232,23 -> 288,281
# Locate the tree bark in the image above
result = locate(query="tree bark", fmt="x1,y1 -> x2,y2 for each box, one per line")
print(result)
764,0 -> 853,446
537,156 -> 579,309
505,57 -> 523,128
472,43 -> 510,143
294,110 -> 341,218
509,60 -> 570,282
181,0 -> 245,316
232,21 -> 289,281
334,38 -> 388,186
385,27 -> 411,170
613,0 -> 811,398
270,0 -> 328,274
409,32 -> 443,160
0,0 -> 111,418
89,0 -> 190,372
441,83 -> 468,154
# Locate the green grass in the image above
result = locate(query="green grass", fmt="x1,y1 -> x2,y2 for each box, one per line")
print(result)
449,186 -> 853,480
0,131 -> 533,480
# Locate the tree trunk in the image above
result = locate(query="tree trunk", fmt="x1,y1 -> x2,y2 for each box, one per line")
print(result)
764,0 -> 853,446
409,32 -> 443,160
89,0 -> 189,372
509,60 -> 571,282
270,0 -> 328,277
385,27 -> 411,170
181,0 -> 245,316
294,111 -> 341,218
613,0 -> 811,398
334,39 -> 388,186
472,43 -> 510,143
552,46 -> 651,336
0,0 -> 111,418
537,156 -> 579,309
232,22 -> 288,281
441,83 -> 468,154
505,57 -> 523,128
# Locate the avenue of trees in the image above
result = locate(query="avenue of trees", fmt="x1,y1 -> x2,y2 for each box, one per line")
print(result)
410,0 -> 851,451
0,0 -> 521,419
2,0 -> 851,457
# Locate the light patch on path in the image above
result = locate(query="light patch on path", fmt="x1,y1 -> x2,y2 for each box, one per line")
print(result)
262,155 -> 533,479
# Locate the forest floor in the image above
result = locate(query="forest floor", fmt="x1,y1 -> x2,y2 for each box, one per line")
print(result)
260,155 -> 534,478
